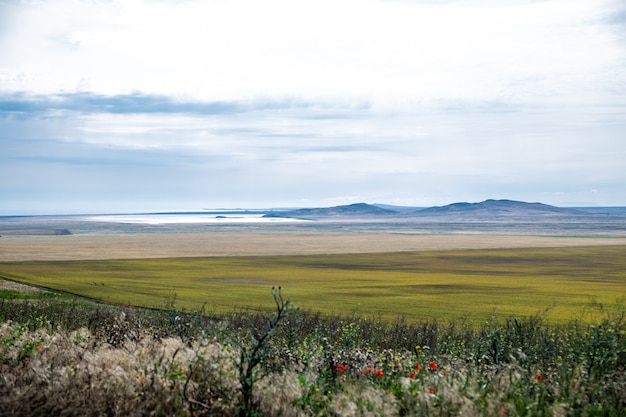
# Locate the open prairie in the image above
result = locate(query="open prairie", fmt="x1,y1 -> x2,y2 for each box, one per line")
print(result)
2,232 -> 626,414
2,231 -> 626,261
1,236 -> 625,323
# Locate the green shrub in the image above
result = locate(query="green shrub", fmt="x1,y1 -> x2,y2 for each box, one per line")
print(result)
0,291 -> 625,416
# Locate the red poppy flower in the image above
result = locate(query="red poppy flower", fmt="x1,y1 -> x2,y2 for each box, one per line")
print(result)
428,386 -> 435,394
536,373 -> 543,382
337,364 -> 346,373
410,372 -> 416,380
429,361 -> 437,371
414,364 -> 422,371
375,369 -> 384,377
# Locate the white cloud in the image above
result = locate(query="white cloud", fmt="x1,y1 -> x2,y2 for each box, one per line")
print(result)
1,0 -> 624,104
1,0 -> 626,212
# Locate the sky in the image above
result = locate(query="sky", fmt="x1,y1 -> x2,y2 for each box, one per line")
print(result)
1,0 -> 626,214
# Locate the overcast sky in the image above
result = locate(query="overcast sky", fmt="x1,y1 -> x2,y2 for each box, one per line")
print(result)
1,0 -> 625,214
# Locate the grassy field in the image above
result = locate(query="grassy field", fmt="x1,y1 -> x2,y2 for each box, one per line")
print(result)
1,245 -> 625,324
2,246 -> 626,415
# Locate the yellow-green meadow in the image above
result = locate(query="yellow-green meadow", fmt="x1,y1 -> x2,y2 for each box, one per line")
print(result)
2,245 -> 625,324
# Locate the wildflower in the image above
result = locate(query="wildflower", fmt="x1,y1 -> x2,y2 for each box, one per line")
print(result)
339,375 -> 346,382
428,386 -> 435,394
337,364 -> 346,373
376,369 -> 384,377
429,361 -> 437,371
536,372 -> 543,382
414,364 -> 422,371
36,344 -> 43,351
135,374 -> 142,382
410,372 -> 416,380
368,367 -> 375,374
393,364 -> 400,369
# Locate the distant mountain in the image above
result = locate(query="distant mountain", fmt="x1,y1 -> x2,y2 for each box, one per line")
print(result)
262,199 -> 598,221
263,203 -> 397,219
414,199 -> 585,217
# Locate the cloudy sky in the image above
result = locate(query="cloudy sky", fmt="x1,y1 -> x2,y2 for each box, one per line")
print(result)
1,0 -> 625,214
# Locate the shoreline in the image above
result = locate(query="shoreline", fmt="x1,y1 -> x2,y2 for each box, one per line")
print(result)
2,232 -> 626,261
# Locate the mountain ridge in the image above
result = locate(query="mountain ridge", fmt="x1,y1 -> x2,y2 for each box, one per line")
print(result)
415,199 -> 585,216
264,199 -> 589,220
263,202 -> 396,219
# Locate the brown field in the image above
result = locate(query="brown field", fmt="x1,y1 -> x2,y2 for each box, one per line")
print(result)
2,231 -> 626,261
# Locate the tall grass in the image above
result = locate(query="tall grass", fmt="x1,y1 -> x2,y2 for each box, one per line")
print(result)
1,291 -> 625,416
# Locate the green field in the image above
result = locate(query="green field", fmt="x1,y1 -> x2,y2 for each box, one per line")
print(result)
1,245 -> 625,323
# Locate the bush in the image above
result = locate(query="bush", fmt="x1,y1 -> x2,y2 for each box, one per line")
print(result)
0,293 -> 625,416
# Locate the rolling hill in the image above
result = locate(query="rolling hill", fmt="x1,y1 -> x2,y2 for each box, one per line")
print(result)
263,203 -> 397,219
264,199 -> 589,220
413,199 -> 585,217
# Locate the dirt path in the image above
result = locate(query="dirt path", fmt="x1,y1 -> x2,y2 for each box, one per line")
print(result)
2,232 -> 626,261
0,278 -> 44,294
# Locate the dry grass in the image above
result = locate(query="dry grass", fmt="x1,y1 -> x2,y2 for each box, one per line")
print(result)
0,279 -> 43,295
1,297 -> 625,416
2,231 -> 626,261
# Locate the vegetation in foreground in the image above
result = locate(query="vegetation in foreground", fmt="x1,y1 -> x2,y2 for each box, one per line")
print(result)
1,287 -> 625,416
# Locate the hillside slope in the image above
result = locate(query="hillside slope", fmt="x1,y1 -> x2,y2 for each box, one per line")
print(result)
263,203 -> 397,219
413,199 -> 585,217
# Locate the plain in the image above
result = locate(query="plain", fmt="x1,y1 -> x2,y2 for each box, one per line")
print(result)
1,245 -> 625,324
